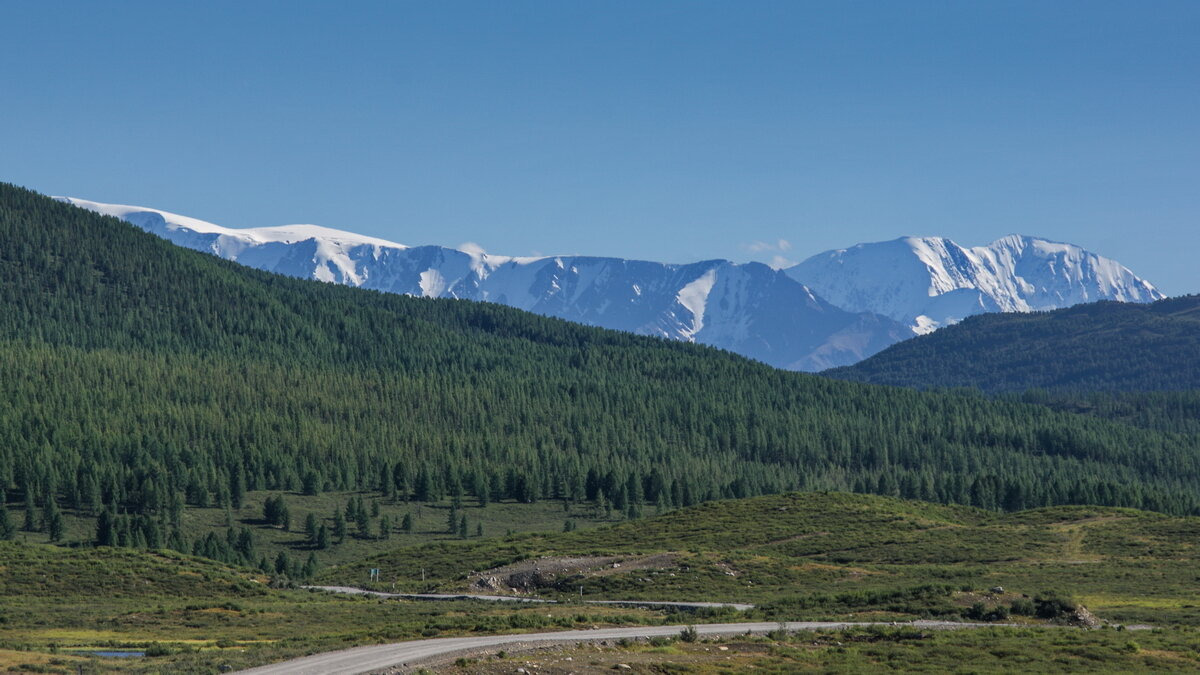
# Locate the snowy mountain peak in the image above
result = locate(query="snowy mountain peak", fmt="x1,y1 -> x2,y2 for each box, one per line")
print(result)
787,234 -> 1163,333
57,198 -> 409,249
59,197 -> 905,371
58,197 -> 1162,370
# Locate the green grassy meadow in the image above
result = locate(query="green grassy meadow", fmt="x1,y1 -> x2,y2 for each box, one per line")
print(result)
4,491 -> 1200,673
324,492 -> 1200,625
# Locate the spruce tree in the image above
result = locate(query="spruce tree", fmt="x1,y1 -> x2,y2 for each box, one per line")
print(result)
354,505 -> 370,538
95,509 -> 116,546
305,513 -> 318,544
0,503 -> 15,541
230,467 -> 246,509
44,498 -> 65,541
333,509 -> 347,544
23,489 -> 36,532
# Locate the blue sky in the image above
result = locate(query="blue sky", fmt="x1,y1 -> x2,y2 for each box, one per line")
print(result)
3,1 -> 1197,293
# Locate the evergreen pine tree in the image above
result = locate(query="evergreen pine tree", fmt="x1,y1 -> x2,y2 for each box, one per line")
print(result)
44,499 -> 63,541
333,509 -> 347,543
0,504 -> 14,541
302,470 -> 322,496
354,504 -> 370,538
305,513 -> 318,544
23,489 -> 36,532
230,466 -> 246,509
95,509 -> 116,546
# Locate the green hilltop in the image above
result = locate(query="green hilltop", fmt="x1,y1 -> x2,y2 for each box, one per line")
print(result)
0,182 -> 1199,576
828,295 -> 1200,393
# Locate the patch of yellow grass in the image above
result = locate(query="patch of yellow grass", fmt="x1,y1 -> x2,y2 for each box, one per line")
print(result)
0,648 -> 85,668
1079,594 -> 1192,609
196,607 -> 241,615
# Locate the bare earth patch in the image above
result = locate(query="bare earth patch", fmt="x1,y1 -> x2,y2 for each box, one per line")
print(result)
470,554 -> 681,594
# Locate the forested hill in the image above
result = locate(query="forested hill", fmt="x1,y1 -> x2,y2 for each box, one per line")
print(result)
826,296 -> 1200,393
1,182 -> 1199,537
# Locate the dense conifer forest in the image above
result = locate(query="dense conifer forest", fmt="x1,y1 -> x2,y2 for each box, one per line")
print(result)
1,183 -> 1199,566
827,295 -> 1200,392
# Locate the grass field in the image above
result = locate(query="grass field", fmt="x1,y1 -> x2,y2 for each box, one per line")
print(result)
446,625 -> 1200,674
3,489 -> 621,572
4,491 -> 1200,673
321,492 -> 1200,625
0,542 -> 675,674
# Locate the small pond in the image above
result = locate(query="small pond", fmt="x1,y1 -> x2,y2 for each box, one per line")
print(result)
71,650 -> 146,658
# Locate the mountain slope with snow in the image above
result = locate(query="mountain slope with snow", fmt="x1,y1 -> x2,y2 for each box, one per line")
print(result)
58,198 -> 909,370
787,235 -> 1163,333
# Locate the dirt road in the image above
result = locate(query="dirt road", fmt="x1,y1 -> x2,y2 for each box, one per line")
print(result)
234,619 -> 1012,675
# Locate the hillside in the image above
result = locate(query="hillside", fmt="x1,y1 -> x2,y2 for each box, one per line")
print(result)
61,198 -> 1165,371
2,182 -> 1200,576
58,196 -> 915,371
827,295 -> 1200,392
0,542 -> 668,675
327,492 -> 1200,625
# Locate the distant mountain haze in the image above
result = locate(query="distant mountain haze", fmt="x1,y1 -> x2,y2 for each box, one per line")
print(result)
59,198 -> 1163,370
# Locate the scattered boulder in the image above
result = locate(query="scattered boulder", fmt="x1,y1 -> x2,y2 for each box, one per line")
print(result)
1070,605 -> 1102,628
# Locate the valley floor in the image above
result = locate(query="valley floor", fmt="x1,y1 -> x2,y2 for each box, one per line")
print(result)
434,626 -> 1200,674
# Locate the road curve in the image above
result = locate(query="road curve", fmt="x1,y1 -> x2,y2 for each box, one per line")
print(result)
304,585 -> 755,612
235,620 -> 1007,675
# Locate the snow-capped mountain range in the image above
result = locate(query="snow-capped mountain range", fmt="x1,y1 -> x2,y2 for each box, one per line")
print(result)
57,197 -> 1164,370
788,235 -> 1164,334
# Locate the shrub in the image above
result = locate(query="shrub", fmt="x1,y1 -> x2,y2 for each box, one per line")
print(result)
144,643 -> 173,657
680,625 -> 699,643
1010,598 -> 1036,616
1034,592 -> 1078,620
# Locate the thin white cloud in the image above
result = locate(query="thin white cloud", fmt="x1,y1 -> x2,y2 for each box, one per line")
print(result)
767,255 -> 797,269
743,238 -> 792,253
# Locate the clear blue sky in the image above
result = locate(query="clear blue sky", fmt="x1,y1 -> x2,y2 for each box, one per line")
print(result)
3,1 -> 1197,294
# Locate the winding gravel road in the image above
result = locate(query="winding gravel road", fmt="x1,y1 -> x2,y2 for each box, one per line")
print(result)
235,619 -> 1010,675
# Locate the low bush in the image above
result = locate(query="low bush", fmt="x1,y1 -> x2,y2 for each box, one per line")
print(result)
1034,592 -> 1078,620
